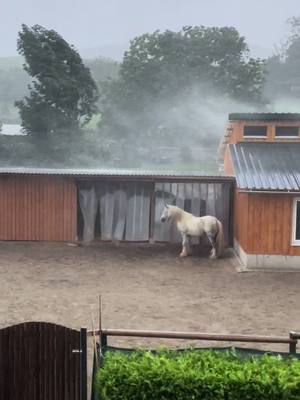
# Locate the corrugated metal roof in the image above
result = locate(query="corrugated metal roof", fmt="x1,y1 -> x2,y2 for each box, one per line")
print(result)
0,167 -> 233,180
230,142 -> 300,191
229,113 -> 300,121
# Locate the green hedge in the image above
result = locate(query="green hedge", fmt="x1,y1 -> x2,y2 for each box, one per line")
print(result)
95,349 -> 300,400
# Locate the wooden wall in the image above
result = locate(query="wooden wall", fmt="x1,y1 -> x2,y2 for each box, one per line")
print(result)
234,190 -> 300,255
0,175 -> 77,241
227,121 -> 300,144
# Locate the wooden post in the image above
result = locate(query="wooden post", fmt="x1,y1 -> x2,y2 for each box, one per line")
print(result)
149,181 -> 156,243
228,181 -> 234,247
99,295 -> 102,340
91,308 -> 99,370
80,328 -> 87,400
289,332 -> 297,355
102,332 -> 108,348
99,295 -> 103,364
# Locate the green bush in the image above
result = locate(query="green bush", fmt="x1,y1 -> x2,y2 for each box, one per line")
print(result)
95,349 -> 300,400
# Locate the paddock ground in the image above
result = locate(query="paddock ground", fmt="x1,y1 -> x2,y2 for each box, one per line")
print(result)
0,241 -> 299,352
1,241 -> 300,394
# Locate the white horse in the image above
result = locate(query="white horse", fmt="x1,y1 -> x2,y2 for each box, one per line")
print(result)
160,204 -> 225,259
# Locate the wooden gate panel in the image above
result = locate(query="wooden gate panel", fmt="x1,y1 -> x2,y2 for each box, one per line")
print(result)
0,322 -> 84,400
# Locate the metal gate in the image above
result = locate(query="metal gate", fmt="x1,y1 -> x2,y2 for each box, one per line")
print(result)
0,322 -> 87,400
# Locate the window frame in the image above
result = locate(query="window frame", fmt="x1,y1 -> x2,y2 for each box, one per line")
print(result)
291,197 -> 300,246
243,125 -> 267,138
275,126 -> 299,139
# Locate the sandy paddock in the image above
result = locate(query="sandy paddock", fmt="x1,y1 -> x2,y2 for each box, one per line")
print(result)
0,242 -> 300,396
0,241 -> 299,353
2,240 -> 300,392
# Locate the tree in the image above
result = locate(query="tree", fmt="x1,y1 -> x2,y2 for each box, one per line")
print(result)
15,24 -> 98,134
120,27 -> 265,103
99,26 -> 266,145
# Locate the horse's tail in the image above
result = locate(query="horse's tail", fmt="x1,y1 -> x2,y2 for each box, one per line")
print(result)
216,220 -> 225,258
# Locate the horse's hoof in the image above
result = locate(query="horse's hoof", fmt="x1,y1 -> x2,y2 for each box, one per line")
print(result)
209,254 -> 217,260
179,252 -> 187,257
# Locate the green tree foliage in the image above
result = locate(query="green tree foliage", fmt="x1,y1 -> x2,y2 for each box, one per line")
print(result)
100,26 -> 266,143
15,24 -> 99,134
0,56 -> 119,124
120,27 -> 264,103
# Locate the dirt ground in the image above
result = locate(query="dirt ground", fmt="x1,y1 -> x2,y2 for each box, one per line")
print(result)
1,240 -> 300,389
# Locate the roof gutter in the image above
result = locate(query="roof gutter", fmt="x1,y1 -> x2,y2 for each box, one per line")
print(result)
238,189 -> 300,195
75,175 -> 236,183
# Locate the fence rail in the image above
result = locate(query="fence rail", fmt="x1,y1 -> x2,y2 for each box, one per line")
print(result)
88,328 -> 299,354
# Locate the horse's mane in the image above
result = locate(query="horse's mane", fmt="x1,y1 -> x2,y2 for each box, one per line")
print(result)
168,205 -> 191,219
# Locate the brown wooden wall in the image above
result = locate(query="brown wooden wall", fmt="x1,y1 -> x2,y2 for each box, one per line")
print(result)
234,190 -> 300,255
226,120 -> 300,144
0,175 -> 77,241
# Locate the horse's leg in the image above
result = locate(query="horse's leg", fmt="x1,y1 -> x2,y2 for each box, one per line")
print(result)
180,233 -> 190,257
185,235 -> 192,255
206,231 -> 217,259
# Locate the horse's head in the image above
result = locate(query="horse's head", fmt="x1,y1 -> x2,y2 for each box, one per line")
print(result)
160,204 -> 171,223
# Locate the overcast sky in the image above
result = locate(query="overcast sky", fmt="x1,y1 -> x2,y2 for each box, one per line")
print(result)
2,0 -> 300,59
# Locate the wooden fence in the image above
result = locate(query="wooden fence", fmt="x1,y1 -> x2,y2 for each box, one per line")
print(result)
88,328 -> 299,355
0,322 -> 298,399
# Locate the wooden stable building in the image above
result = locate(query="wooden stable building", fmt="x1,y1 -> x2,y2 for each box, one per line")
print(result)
2,112 -> 299,270
221,113 -> 300,269
0,169 -> 234,246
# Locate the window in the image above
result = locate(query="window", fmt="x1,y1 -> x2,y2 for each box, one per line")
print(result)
275,126 -> 299,138
243,126 -> 267,137
292,198 -> 300,245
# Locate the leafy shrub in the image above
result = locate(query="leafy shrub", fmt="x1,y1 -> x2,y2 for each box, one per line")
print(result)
95,349 -> 300,400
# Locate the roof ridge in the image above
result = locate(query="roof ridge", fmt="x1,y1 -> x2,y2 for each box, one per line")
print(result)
229,113 -> 300,121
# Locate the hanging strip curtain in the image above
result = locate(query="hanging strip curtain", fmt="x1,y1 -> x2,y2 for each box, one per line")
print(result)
98,182 -> 151,241
153,182 -> 230,244
78,184 -> 98,243
78,180 -> 230,244
124,183 -> 151,241
79,181 -> 151,242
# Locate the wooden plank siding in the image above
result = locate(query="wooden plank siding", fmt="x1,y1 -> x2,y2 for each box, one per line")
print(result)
0,322 -> 81,400
0,175 -> 77,241
233,190 -> 248,248
226,121 -> 300,144
234,190 -> 300,255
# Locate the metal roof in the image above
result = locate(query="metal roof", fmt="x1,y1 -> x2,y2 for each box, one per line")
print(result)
0,167 -> 233,181
228,113 -> 300,121
230,142 -> 300,191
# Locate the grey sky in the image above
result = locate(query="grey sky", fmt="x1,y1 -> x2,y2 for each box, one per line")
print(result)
2,0 -> 300,59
